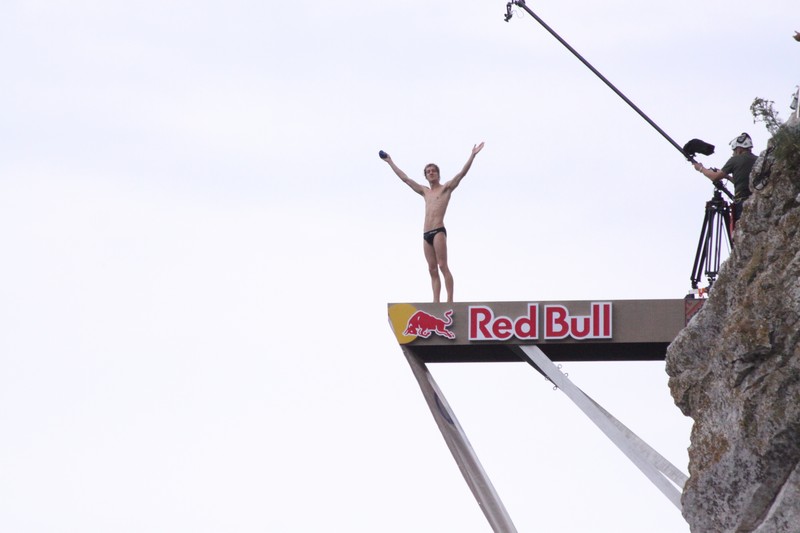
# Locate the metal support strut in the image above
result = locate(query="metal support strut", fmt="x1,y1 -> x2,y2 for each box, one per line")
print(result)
516,346 -> 687,510
402,346 -> 518,533
401,344 -> 688,532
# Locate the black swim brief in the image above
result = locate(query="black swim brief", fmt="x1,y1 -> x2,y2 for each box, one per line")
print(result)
423,227 -> 447,245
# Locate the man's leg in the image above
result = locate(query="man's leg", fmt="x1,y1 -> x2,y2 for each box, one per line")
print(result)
423,240 -> 442,302
432,232 -> 453,303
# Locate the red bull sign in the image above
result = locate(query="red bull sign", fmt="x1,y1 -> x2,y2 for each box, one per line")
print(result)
388,299 -> 689,362
389,302 -> 613,344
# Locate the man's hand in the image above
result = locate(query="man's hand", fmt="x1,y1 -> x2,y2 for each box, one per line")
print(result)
794,31 -> 800,42
472,142 -> 485,156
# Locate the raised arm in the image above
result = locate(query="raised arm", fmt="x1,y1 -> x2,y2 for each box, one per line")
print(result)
382,152 -> 425,195
447,142 -> 485,190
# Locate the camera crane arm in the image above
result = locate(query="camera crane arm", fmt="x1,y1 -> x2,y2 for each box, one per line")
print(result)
503,0 -> 733,200
503,0 -> 687,159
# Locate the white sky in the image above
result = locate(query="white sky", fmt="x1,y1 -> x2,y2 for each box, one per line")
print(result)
1,1 -> 797,531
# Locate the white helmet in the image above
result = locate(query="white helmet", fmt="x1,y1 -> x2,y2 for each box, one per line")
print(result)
730,132 -> 753,150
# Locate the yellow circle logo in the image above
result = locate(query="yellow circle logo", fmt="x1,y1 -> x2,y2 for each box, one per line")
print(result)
388,303 -> 418,344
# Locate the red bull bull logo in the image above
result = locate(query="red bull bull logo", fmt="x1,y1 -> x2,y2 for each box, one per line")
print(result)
388,304 -> 456,344
404,309 -> 455,339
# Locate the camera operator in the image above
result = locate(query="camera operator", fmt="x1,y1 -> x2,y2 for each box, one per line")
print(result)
693,133 -> 757,223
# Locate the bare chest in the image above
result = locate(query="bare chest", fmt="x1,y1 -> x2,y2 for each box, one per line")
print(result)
424,187 -> 451,208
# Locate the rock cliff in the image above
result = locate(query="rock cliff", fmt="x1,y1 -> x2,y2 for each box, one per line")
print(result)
666,119 -> 800,532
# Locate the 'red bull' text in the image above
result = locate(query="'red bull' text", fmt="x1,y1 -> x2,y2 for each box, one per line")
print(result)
469,303 -> 612,341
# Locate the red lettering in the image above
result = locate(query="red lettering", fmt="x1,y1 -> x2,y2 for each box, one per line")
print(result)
469,306 -> 493,340
570,315 -> 591,339
514,304 -> 538,339
596,302 -> 612,338
469,304 -> 539,341
493,317 -> 512,340
545,302 -> 612,339
545,306 -> 569,339
468,303 -> 610,341
593,303 -> 601,337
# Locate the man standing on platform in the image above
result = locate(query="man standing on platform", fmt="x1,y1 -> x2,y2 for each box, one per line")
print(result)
381,143 -> 484,303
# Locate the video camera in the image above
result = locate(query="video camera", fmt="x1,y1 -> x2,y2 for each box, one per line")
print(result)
683,138 -> 732,200
682,138 -> 715,159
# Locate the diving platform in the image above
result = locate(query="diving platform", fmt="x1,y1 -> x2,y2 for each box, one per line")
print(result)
388,299 -> 697,533
389,299 -> 697,363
